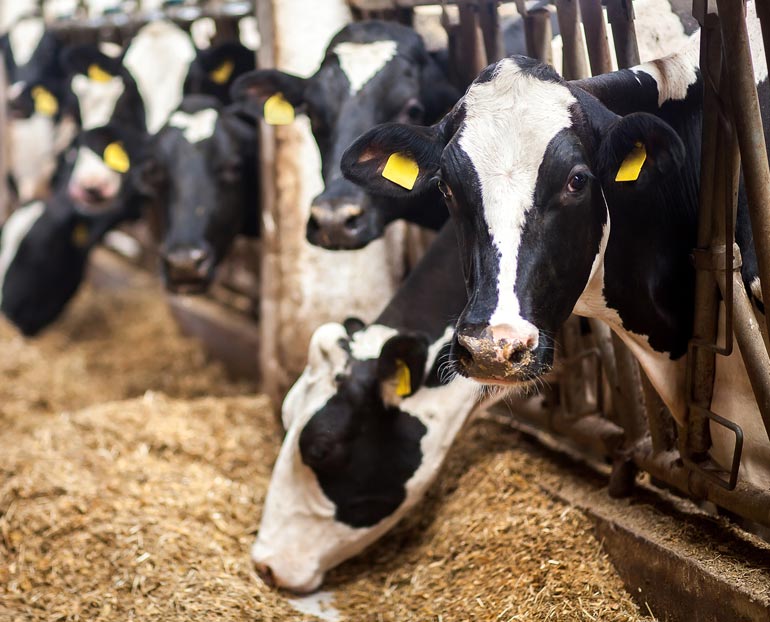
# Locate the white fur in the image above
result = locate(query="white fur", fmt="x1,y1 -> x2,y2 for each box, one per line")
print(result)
71,74 -> 125,130
69,147 -> 121,199
633,31 -> 700,107
239,16 -> 260,51
253,324 -> 482,593
459,58 -> 574,338
190,17 -> 216,50
98,41 -> 123,58
1,1 -> 38,32
169,108 -> 219,144
0,201 -> 45,305
123,21 -> 197,134
8,17 -> 44,66
333,40 -> 398,95
8,115 -> 56,203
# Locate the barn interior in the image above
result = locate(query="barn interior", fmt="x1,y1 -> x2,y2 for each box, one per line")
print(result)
1,1 -> 770,621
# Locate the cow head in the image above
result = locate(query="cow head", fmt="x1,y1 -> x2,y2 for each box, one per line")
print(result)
342,57 -> 685,385
63,123 -> 145,218
183,41 -> 256,105
232,20 -> 458,250
140,95 -> 257,293
252,320 -> 476,593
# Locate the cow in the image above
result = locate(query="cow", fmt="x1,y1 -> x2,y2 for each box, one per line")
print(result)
183,41 -> 256,105
341,4 -> 770,490
231,20 -> 458,250
138,95 -> 259,292
250,223 -> 531,593
0,123 -> 145,335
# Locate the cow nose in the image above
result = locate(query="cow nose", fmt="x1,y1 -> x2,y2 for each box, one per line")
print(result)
306,201 -> 368,250
454,323 -> 539,380
84,186 -> 105,202
254,562 -> 277,588
162,245 -> 214,290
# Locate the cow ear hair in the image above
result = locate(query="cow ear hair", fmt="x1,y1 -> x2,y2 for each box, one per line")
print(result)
377,332 -> 430,401
598,112 -> 685,189
229,69 -> 307,121
341,122 -> 445,199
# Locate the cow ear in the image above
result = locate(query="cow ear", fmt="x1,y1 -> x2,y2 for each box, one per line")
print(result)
229,69 -> 307,122
342,122 -> 445,199
343,316 -> 365,336
377,333 -> 430,403
62,44 -> 123,79
598,112 -> 685,188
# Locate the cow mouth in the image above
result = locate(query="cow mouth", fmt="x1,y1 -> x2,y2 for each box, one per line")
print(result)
451,336 -> 549,385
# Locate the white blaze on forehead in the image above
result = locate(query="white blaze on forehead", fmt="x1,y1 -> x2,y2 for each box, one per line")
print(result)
458,59 -> 575,328
169,108 -> 219,144
0,201 -> 46,305
632,32 -> 700,108
333,40 -> 398,95
71,74 -> 126,130
98,41 -> 123,58
239,16 -> 260,51
123,21 -> 197,134
8,17 -> 45,66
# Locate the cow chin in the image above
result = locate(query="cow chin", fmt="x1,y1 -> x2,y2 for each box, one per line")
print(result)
251,539 -> 325,594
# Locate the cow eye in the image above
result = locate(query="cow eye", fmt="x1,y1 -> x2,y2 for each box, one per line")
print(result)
435,177 -> 452,199
567,172 -> 588,193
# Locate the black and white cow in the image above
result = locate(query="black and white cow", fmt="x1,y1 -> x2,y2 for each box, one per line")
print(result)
140,95 -> 259,292
184,41 -> 256,105
0,123 -> 145,335
251,224 -> 521,593
343,6 -> 770,489
232,20 -> 458,250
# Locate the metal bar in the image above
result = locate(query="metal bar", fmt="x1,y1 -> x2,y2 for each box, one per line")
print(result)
718,0 -> 770,359
605,0 -> 640,69
523,7 -> 553,65
0,52 -> 9,223
478,0 -> 503,64
640,371 -> 677,453
578,0 -> 613,74
756,0 -> 770,81
555,0 -> 590,79
457,2 -> 488,85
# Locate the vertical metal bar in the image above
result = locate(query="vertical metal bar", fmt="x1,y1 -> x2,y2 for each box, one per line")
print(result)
605,0 -> 640,69
457,1 -> 488,85
754,0 -> 770,77
555,0 -> 590,79
717,0 -> 770,356
523,8 -> 553,65
686,13 -> 723,459
478,0 -> 503,64
0,52 -> 8,222
578,0 -> 613,74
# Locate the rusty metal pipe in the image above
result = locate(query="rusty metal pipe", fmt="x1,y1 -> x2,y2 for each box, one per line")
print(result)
718,0 -> 770,355
555,0 -> 590,79
605,0 -> 640,69
458,2 -> 489,84
524,8 -> 554,66
578,0 -> 613,74
478,0 -> 503,64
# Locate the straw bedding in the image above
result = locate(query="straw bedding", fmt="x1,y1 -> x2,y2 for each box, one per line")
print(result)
0,281 -> 652,621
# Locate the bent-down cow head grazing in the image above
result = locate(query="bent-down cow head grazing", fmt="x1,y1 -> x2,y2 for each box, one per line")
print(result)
232,20 -> 458,250
345,8 -> 770,491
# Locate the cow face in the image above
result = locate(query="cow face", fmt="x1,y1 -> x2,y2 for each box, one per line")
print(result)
232,21 -> 458,250
143,96 -> 257,293
64,124 -> 144,217
342,57 -> 685,386
1,17 -> 61,95
183,41 -> 256,105
252,321 -> 476,593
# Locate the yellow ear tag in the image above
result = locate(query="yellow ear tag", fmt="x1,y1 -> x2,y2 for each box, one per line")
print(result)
103,142 -> 130,173
209,59 -> 234,85
88,64 -> 113,83
72,223 -> 89,248
382,152 -> 419,191
615,141 -> 647,182
31,86 -> 58,117
263,92 -> 295,125
395,359 -> 412,397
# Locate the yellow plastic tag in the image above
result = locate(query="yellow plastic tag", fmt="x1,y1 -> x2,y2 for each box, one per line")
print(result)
72,223 -> 89,248
88,64 -> 113,82
263,92 -> 295,125
382,152 -> 419,191
209,59 -> 234,85
615,142 -> 647,182
103,142 -> 130,173
31,86 -> 58,117
395,359 -> 412,397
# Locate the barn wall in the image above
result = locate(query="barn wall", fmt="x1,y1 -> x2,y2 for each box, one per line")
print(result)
259,0 -> 408,403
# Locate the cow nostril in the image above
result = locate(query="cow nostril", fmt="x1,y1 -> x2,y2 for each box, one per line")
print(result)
254,562 -> 276,588
343,212 -> 362,231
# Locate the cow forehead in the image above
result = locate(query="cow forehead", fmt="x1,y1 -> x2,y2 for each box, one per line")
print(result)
168,108 -> 219,144
71,74 -> 126,131
350,324 -> 398,359
332,40 -> 398,95
8,18 -> 45,66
